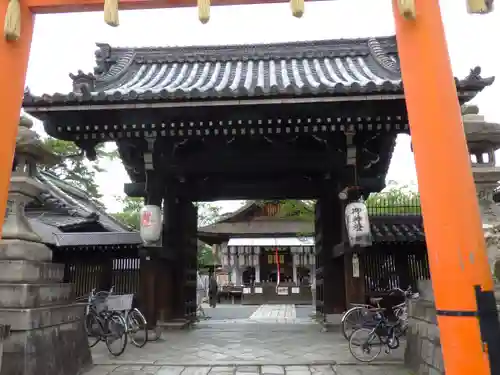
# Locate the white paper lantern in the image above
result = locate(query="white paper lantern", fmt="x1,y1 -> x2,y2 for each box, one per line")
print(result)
345,201 -> 373,247
139,205 -> 162,243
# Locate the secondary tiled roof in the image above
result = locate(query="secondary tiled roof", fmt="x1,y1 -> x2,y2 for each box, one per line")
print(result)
23,36 -> 494,106
370,216 -> 424,243
199,214 -> 424,245
25,170 -> 140,247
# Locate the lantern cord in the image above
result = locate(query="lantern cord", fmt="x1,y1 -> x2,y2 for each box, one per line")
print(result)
4,0 -> 21,41
104,0 -> 120,27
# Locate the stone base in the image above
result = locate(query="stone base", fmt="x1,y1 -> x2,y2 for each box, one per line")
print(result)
1,319 -> 92,375
0,260 -> 64,283
0,283 -> 71,308
157,319 -> 191,330
404,297 -> 444,375
0,240 -> 52,262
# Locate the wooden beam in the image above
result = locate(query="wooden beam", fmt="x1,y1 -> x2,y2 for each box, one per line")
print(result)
28,0 -> 303,14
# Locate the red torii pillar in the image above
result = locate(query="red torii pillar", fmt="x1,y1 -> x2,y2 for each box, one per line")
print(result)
0,0 -> 497,374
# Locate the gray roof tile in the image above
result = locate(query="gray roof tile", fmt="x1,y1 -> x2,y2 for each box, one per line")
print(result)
22,36 -> 494,106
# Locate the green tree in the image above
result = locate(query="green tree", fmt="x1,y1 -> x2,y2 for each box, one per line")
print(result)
366,186 -> 421,215
198,242 -> 215,268
196,202 -> 221,227
41,138 -> 118,200
111,198 -> 221,231
112,196 -> 143,230
257,199 -> 315,222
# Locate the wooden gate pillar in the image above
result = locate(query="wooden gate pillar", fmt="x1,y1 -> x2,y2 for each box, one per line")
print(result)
164,194 -> 198,321
344,252 -> 366,305
315,180 -> 346,314
138,170 -> 165,327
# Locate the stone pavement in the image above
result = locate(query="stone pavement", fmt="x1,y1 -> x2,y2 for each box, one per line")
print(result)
87,304 -> 407,375
84,364 -> 411,375
91,324 -> 405,366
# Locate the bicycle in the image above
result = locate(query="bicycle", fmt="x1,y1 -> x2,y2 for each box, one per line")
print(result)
348,309 -> 402,362
77,287 -> 128,357
109,293 -> 149,348
340,286 -> 418,340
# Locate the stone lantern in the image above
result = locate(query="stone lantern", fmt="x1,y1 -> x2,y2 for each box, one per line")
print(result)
0,116 -> 91,375
462,105 -> 500,287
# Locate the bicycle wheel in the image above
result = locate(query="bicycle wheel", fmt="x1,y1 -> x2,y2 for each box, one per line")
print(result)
85,309 -> 102,348
349,328 -> 382,363
341,307 -> 369,340
127,308 -> 148,348
104,312 -> 128,357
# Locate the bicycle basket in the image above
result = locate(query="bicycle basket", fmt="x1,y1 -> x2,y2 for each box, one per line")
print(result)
106,294 -> 134,312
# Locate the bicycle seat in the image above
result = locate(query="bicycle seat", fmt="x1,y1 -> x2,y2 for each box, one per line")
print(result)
370,297 -> 383,304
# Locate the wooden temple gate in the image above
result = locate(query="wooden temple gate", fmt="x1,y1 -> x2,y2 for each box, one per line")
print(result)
24,36 -> 491,325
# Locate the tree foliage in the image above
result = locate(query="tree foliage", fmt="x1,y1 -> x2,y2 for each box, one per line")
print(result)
366,187 -> 421,215
41,138 -> 118,200
258,199 -> 315,222
111,196 -> 143,230
111,198 -> 221,231
257,188 -> 421,222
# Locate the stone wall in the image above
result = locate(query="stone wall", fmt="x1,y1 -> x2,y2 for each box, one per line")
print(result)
404,280 -> 444,375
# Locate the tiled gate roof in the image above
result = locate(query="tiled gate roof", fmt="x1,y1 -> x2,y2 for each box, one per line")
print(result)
23,36 -> 493,105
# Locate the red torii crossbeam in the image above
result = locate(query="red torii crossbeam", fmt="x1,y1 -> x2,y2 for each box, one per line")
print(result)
0,0 -> 497,374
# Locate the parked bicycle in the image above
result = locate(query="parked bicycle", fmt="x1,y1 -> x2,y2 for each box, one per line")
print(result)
77,287 -> 128,357
348,308 -> 403,362
110,293 -> 149,348
340,286 -> 418,340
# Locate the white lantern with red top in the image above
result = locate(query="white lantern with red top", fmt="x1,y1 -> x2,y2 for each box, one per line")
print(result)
140,205 -> 162,243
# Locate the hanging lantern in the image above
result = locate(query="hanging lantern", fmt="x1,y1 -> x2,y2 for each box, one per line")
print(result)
345,201 -> 372,247
396,0 -> 416,20
467,0 -> 494,14
139,205 -> 162,243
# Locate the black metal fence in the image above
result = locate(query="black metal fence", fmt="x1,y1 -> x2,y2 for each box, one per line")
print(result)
366,191 -> 422,216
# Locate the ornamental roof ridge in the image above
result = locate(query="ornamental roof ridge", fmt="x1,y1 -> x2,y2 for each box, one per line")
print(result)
91,35 -> 397,76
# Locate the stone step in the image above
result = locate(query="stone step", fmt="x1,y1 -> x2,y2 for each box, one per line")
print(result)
0,283 -> 72,308
0,303 -> 86,331
0,260 -> 64,283
0,239 -> 52,262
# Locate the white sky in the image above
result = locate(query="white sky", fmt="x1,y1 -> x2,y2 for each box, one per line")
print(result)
25,0 -> 499,214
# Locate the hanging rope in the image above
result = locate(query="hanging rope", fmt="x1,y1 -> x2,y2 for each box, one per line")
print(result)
4,0 -> 21,41
397,0 -> 416,20
290,0 -> 304,18
104,0 -> 120,27
467,0 -> 494,14
198,0 -> 210,24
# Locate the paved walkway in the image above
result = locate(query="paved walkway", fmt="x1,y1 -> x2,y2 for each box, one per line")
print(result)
84,364 -> 410,375
87,304 -> 408,375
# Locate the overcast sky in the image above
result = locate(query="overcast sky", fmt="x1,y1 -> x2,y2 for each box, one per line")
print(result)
25,0 -> 499,213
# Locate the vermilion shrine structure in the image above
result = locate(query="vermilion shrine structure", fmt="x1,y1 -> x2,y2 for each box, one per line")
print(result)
23,36 -> 493,320
2,0 -> 498,373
